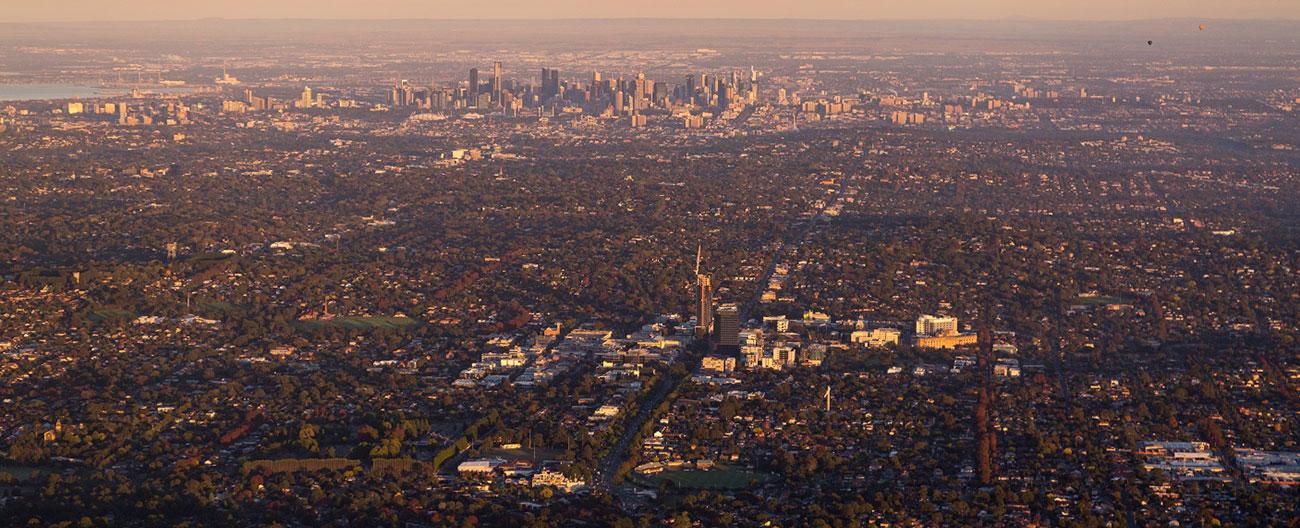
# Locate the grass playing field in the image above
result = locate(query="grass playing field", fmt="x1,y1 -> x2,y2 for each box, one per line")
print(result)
633,466 -> 772,490
295,315 -> 420,330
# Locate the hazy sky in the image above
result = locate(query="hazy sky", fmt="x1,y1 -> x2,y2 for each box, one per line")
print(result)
5,0 -> 1298,22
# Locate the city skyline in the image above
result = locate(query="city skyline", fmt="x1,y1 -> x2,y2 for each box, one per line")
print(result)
4,0 -> 1299,23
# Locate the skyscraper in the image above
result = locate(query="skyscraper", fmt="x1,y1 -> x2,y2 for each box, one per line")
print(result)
298,86 -> 313,109
716,303 -> 739,351
537,68 -> 560,101
749,66 -> 759,103
493,61 -> 502,104
468,68 -> 479,107
719,84 -> 735,109
696,244 -> 717,340
633,76 -> 645,112
696,273 -> 714,340
391,80 -> 414,107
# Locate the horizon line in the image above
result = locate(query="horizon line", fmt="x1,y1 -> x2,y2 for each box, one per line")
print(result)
4,15 -> 1295,25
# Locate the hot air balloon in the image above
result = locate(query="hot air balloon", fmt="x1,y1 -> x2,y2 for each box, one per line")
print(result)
1147,40 -> 1153,46
1199,24 -> 1206,31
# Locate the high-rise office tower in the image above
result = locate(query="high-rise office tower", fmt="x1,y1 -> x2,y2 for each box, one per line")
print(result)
716,303 -> 740,350
719,84 -> 735,109
696,274 -> 714,340
633,78 -> 645,112
492,61 -> 502,103
749,66 -> 759,103
392,80 -> 413,107
299,86 -> 313,108
468,68 -> 479,107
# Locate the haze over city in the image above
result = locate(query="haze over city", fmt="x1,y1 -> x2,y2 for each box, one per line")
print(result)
5,0 -> 1300,22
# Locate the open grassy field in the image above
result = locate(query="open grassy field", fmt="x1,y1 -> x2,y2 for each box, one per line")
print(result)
199,300 -> 246,315
0,464 -> 43,480
632,466 -> 772,490
1073,294 -> 1134,305
88,308 -> 134,323
481,446 -> 565,463
295,315 -> 420,330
